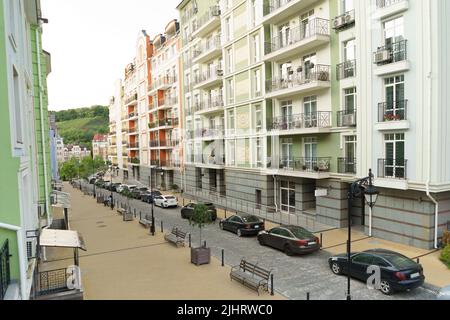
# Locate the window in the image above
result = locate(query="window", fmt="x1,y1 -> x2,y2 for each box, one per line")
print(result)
383,133 -> 406,178
253,69 -> 261,97
343,39 -> 356,78
13,67 -> 23,144
304,137 -> 318,170
342,0 -> 354,13
301,10 -> 315,38
344,136 -> 357,173
225,17 -> 231,42
254,105 -> 262,132
280,180 -> 295,213
304,96 -> 318,128
227,78 -> 234,104
250,0 -> 257,27
255,190 -> 262,209
384,75 -> 405,120
252,34 -> 260,63
226,48 -> 234,73
228,140 -> 236,166
344,88 -> 357,112
384,16 -> 404,43
256,138 -> 263,168
352,253 -> 373,265
281,138 -> 293,169
281,100 -> 293,129
303,53 -> 317,79
278,22 -> 291,48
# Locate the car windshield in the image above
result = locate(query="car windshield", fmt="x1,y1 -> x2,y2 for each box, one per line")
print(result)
241,216 -> 260,223
287,226 -> 314,239
381,253 -> 417,269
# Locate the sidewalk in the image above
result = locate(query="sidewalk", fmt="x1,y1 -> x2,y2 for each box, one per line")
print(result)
45,183 -> 284,300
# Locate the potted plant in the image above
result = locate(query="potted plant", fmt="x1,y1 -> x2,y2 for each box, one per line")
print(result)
189,203 -> 213,266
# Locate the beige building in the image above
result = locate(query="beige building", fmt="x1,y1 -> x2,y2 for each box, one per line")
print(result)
92,134 -> 108,161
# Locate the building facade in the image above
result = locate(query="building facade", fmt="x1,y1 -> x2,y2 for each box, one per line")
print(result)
0,0 -> 53,300
92,134 -> 108,161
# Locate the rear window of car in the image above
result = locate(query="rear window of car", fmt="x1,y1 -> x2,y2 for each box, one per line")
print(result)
288,227 -> 314,239
241,216 -> 260,223
165,196 -> 175,200
382,253 -> 417,269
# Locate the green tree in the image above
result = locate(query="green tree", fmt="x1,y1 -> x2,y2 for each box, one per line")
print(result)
59,158 -> 80,181
189,203 -> 213,247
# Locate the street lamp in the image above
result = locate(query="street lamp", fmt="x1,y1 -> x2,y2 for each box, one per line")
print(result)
346,169 -> 379,301
110,167 -> 115,210
92,159 -> 96,199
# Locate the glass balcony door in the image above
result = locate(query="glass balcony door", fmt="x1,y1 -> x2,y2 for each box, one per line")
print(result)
384,133 -> 405,178
385,75 -> 405,119
303,95 -> 317,128
280,180 -> 296,214
304,138 -> 317,170
281,141 -> 293,169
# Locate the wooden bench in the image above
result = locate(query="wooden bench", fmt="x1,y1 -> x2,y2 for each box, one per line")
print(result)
164,227 -> 187,248
230,260 -> 272,295
117,208 -> 127,216
139,214 -> 152,228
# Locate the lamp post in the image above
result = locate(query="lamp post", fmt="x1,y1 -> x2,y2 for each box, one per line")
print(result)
92,159 -> 96,199
346,169 -> 379,301
110,166 -> 115,210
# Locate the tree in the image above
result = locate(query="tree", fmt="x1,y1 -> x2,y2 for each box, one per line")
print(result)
59,158 -> 80,181
189,203 -> 213,247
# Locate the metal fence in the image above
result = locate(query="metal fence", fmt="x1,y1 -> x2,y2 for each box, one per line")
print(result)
35,268 -> 72,297
0,239 -> 10,300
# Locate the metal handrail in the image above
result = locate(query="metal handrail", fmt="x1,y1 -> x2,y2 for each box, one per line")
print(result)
336,59 -> 356,80
378,158 -> 408,179
269,111 -> 332,130
378,100 -> 408,122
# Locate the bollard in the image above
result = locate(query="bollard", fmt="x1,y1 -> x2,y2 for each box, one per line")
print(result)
307,292 -> 310,300
134,208 -> 136,218
189,234 -> 192,248
416,258 -> 420,264
270,274 -> 274,296
221,249 -> 225,267
320,233 -> 323,249
203,240 -> 206,248
225,209 -> 227,219
161,221 -> 163,233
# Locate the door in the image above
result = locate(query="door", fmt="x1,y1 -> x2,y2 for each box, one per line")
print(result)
281,140 -> 293,169
281,101 -> 293,129
278,22 -> 290,48
344,136 -> 357,173
304,96 -> 317,127
268,228 -> 285,250
351,253 -> 374,280
304,138 -> 317,170
384,75 -> 405,120
384,133 -> 405,178
303,53 -> 317,80
300,10 -> 315,39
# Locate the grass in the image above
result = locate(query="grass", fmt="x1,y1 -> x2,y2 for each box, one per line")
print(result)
57,116 -> 108,147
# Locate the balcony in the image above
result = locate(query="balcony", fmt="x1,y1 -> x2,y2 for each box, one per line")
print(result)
337,158 -> 356,175
193,67 -> 223,90
373,39 -> 409,76
149,76 -> 177,94
267,156 -> 332,179
125,93 -> 138,106
265,64 -> 331,99
264,18 -> 330,61
127,127 -> 138,135
128,142 -> 139,149
128,157 -> 140,166
158,98 -> 171,110
128,111 -> 138,119
200,126 -> 225,141
337,110 -> 357,127
336,60 -> 356,80
192,5 -> 221,38
195,154 -> 225,168
268,111 -> 332,135
262,0 -> 320,25
166,96 -> 179,106
193,35 -> 222,64
195,97 -> 224,115
378,159 -> 407,180
332,10 -> 355,31
374,0 -> 409,20
375,100 -> 409,131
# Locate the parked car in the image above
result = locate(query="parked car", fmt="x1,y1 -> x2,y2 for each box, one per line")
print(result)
258,225 -> 320,256
154,195 -> 178,208
328,249 -> 425,295
219,214 -> 264,237
95,180 -> 108,189
437,285 -> 450,300
110,183 -> 121,192
89,177 -> 97,184
181,203 -> 217,221
116,184 -> 126,193
141,191 -> 162,203
131,187 -> 148,200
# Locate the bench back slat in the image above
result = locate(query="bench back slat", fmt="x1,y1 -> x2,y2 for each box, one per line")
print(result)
171,227 -> 187,239
239,260 -> 271,280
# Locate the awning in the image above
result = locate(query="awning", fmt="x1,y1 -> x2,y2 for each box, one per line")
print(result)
39,229 -> 87,251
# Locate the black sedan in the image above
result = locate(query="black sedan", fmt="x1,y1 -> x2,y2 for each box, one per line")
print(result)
257,225 -> 320,256
219,214 -> 264,237
328,249 -> 425,295
141,191 -> 162,203
181,203 -> 217,221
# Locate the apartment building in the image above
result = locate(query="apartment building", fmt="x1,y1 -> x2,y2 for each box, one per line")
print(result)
146,20 -> 183,190
92,134 -> 108,161
63,145 -> 90,161
174,0 -> 450,250
0,0 -> 53,299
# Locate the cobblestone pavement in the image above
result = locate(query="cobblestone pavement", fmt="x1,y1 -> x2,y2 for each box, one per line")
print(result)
91,185 -> 438,300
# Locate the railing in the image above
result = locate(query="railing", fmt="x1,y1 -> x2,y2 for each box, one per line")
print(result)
202,126 -> 225,139
337,110 -> 357,127
192,5 -> 221,33
127,127 -> 137,134
128,112 -> 137,118
196,154 -> 225,166
373,39 -> 407,65
128,157 -> 140,164
158,98 -> 166,107
128,142 -> 139,149
378,100 -> 408,122
333,10 -> 355,30
269,111 -> 331,131
266,64 -> 331,93
159,118 -> 173,127
264,18 -> 330,55
263,0 -> 296,16
197,97 -> 224,112
376,0 -> 405,8
336,60 -> 356,80
0,240 -> 10,300
338,158 -> 357,174
150,76 -> 177,91
166,96 -> 179,106
35,268 -> 72,297
378,159 -> 407,179
193,66 -> 223,86
274,157 -> 332,173
125,93 -> 138,105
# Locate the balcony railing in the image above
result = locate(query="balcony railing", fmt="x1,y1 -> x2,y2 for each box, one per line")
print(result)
127,127 -> 137,134
198,97 -> 224,112
269,111 -> 332,131
337,110 -> 357,127
128,157 -> 140,164
35,268 -> 73,297
193,66 -> 223,86
150,76 -> 177,91
0,240 -> 10,300
376,0 -> 405,8
373,39 -> 407,65
275,157 -> 331,173
125,93 -> 138,105
336,60 -> 356,80
128,142 -> 139,149
266,64 -> 331,93
264,18 -> 330,55
378,158 -> 407,179
264,0 -> 295,16
196,154 -> 225,166
128,112 -> 137,119
338,158 -> 357,174
378,100 -> 408,122
202,126 -> 225,139
192,5 -> 221,33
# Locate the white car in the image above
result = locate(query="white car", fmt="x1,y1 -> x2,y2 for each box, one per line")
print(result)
154,195 -> 178,208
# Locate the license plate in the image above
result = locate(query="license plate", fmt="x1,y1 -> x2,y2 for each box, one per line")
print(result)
410,272 -> 420,279
308,242 -> 316,246
254,225 -> 259,229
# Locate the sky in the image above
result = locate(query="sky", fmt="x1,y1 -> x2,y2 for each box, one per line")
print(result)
41,0 -> 181,111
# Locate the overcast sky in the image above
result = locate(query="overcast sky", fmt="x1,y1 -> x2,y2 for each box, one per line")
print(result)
41,0 -> 180,111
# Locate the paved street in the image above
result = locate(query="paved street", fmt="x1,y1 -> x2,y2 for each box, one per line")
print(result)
90,183 -> 439,300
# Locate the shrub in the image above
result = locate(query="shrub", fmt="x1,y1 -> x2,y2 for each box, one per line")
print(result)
171,184 -> 179,191
440,245 -> 450,269
442,230 -> 450,246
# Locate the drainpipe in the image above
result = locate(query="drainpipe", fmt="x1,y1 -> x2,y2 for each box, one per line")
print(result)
425,3 -> 439,249
273,175 -> 278,213
35,27 -> 50,226
0,223 -> 27,300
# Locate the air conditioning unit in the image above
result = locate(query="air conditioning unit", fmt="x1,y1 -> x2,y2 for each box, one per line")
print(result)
342,113 -> 356,126
345,12 -> 354,24
374,49 -> 392,64
211,6 -> 221,16
26,239 -> 37,259
333,16 -> 345,29
216,69 -> 224,76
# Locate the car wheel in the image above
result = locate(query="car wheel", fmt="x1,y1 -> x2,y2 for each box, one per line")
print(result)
380,280 -> 393,295
331,262 -> 342,275
237,229 -> 242,237
284,244 -> 294,256
258,237 -> 265,246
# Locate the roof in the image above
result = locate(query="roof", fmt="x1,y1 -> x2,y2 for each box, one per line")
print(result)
93,134 -> 108,142
40,229 -> 87,251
